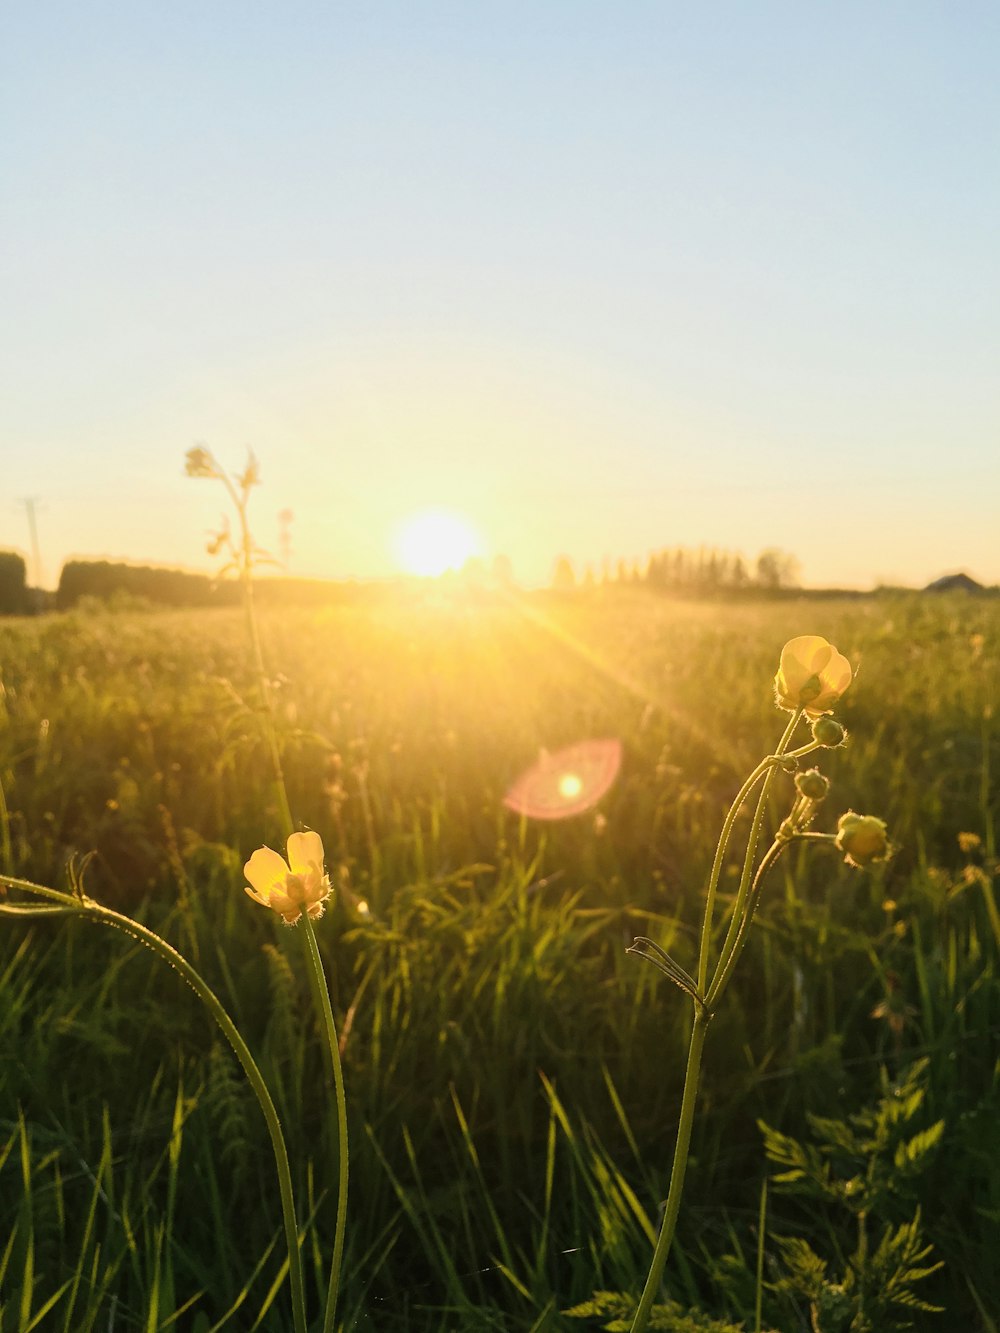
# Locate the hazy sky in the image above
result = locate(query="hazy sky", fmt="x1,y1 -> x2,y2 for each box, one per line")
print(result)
3,2 -> 998,589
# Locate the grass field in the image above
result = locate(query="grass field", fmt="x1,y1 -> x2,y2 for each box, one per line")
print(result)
1,589 -> 998,1330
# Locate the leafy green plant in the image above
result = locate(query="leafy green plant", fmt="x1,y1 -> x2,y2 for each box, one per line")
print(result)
760,1059 -> 944,1331
564,1289 -> 760,1331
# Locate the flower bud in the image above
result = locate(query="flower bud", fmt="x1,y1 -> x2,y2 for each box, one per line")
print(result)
795,768 -> 830,801
835,812 -> 891,868
811,716 -> 846,748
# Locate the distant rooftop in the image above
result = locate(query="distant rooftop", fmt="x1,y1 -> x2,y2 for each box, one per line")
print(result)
924,571 -> 983,593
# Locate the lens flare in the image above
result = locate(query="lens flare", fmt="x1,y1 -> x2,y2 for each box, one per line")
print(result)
504,739 -> 622,820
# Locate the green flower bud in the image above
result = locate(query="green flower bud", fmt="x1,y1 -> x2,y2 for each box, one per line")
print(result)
835,812 -> 891,868
811,716 -> 846,748
795,768 -> 830,801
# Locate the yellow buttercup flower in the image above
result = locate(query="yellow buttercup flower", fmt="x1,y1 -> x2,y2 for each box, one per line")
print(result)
244,831 -> 331,925
774,635 -> 852,716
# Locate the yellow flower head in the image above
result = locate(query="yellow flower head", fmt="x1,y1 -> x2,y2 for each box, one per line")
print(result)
244,831 -> 331,925
835,812 -> 891,869
774,635 -> 852,716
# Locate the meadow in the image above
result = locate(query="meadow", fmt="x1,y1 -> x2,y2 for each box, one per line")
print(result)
1,589 -> 997,1331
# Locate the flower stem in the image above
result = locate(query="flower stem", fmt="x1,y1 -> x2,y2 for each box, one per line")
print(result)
218,467 -> 295,841
629,1008 -> 709,1332
1,877 -> 308,1333
706,840 -> 786,1009
301,912 -> 349,1333
697,755 -> 783,993
0,772 -> 12,876
632,711 -> 804,1332
696,718 -> 812,994
710,709 -> 802,989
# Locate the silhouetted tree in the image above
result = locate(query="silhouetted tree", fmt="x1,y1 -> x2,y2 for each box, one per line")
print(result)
56,560 -> 233,609
0,552 -> 27,614
755,548 -> 800,590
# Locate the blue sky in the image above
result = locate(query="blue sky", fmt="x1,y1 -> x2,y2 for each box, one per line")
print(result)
3,2 -> 998,588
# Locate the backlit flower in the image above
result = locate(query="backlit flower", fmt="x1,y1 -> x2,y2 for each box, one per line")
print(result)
774,635 -> 852,715
244,831 -> 331,925
835,812 -> 891,869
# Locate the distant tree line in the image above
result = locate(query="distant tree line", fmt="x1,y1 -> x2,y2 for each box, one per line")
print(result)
53,560 -> 467,611
551,546 -> 801,594
0,552 -> 28,614
56,561 -> 236,610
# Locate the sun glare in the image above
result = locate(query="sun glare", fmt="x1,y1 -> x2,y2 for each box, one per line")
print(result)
396,509 -> 483,577
504,739 -> 623,820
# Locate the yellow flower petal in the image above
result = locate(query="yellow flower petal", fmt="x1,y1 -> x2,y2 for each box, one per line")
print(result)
244,884 -> 269,908
782,636 -> 832,676
244,846 -> 290,901
286,830 -> 324,877
824,649 -> 852,696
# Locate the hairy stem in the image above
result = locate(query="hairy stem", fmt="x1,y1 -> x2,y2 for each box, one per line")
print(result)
301,912 -> 349,1333
706,840 -> 786,1009
696,721 -> 815,993
629,1008 -> 710,1332
711,709 -> 802,988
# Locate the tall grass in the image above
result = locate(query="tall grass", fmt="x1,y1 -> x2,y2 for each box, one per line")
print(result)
1,589 -> 998,1327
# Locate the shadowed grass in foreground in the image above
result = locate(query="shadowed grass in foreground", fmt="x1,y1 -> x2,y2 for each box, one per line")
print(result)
1,591 -> 997,1327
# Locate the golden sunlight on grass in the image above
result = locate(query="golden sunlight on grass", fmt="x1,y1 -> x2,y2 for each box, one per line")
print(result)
394,508 -> 484,577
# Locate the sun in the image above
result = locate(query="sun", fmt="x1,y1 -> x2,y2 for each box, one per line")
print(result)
395,509 -> 484,577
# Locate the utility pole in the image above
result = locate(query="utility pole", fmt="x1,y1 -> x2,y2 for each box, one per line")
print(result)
21,497 -> 43,588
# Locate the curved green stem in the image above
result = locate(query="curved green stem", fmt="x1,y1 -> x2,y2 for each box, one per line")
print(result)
301,912 -> 349,1333
696,755 -> 785,994
705,840 -> 786,1009
710,710 -> 802,992
0,770 -> 13,875
1,876 -> 78,905
783,739 -> 823,763
629,1009 -> 709,1332
2,877 -> 308,1333
696,717 -> 812,993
